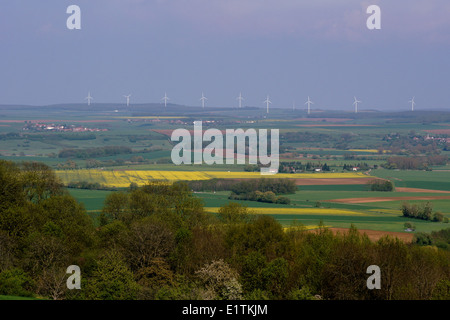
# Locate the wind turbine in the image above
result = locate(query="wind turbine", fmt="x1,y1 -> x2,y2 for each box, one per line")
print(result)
353,96 -> 361,113
409,97 -> 415,111
263,95 -> 272,114
161,92 -> 170,108
237,92 -> 244,109
85,92 -> 93,106
124,94 -> 131,107
305,96 -> 313,115
200,92 -> 207,109
292,101 -> 295,112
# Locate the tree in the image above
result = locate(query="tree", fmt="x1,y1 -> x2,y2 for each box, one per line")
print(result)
135,258 -> 176,299
101,191 -> 129,223
240,251 -> 267,294
121,218 -> 175,271
195,259 -> 243,300
217,203 -> 251,225
0,268 -> 33,297
84,249 -> 139,300
19,162 -> 65,203
369,179 -> 394,192
0,160 -> 25,212
261,258 -> 289,298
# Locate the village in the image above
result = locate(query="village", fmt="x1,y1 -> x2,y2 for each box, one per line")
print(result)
22,122 -> 108,133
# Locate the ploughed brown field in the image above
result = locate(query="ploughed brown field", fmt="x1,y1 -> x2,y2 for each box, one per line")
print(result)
310,227 -> 414,243
395,187 -> 450,193
326,195 -> 450,204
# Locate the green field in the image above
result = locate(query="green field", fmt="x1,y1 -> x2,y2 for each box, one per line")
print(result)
196,187 -> 450,233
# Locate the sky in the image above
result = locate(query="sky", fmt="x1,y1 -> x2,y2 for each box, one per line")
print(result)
1,0 -> 450,111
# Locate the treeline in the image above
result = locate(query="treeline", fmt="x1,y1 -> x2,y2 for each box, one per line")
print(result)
183,178 -> 297,195
67,181 -> 117,191
0,160 -> 449,300
32,133 -> 97,141
58,146 -> 133,159
229,191 -> 291,204
401,202 -> 447,222
229,178 -> 297,195
414,228 -> 450,250
383,155 -> 448,170
182,179 -> 238,192
0,132 -> 97,141
228,179 -> 297,205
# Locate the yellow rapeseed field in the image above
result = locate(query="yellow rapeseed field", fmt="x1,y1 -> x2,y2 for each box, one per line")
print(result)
205,207 -> 365,216
55,169 -> 368,188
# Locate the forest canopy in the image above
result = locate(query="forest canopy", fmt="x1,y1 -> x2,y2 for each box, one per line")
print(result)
0,160 -> 449,301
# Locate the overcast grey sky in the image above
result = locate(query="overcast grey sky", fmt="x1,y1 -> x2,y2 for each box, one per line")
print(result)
1,0 -> 449,111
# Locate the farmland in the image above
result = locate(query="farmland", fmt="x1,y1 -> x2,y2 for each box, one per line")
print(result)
1,104 -> 450,238
1,103 -> 450,302
55,169 -> 368,187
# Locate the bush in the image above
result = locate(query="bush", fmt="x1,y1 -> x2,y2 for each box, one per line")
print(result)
432,212 -> 444,222
414,232 -> 433,246
369,179 -> 394,191
402,202 -> 435,221
0,268 -> 33,297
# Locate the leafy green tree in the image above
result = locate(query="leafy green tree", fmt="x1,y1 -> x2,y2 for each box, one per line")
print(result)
39,195 -> 95,255
217,203 -> 251,225
261,257 -> 289,298
84,249 -> 139,300
240,251 -> 267,294
0,268 -> 33,297
0,160 -> 25,212
432,279 -> 450,300
19,161 -> 65,203
101,191 -> 129,224
135,258 -> 176,299
121,217 -> 175,271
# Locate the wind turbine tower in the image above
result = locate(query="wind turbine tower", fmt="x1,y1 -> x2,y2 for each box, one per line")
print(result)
409,97 -> 415,111
237,93 -> 244,109
124,94 -> 131,107
263,95 -> 272,114
353,96 -> 361,113
200,92 -> 207,109
85,92 -> 93,106
305,96 -> 313,115
162,92 -> 170,108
